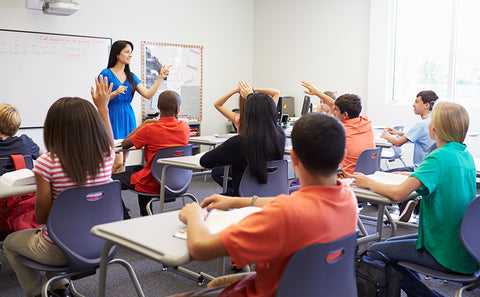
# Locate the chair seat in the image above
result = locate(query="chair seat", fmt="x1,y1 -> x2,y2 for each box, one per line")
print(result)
398,261 -> 478,283
15,254 -> 69,272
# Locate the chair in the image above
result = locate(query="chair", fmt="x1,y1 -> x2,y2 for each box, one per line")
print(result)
0,155 -> 33,175
381,126 -> 406,169
239,159 -> 289,197
354,148 -> 382,175
14,181 -> 143,297
138,145 -> 198,214
275,231 -> 358,297
398,196 -> 480,297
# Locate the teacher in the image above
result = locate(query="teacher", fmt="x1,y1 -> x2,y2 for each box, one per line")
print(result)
99,40 -> 171,172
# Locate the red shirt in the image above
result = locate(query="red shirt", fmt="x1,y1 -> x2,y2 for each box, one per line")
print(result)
341,116 -> 375,177
218,181 -> 357,297
130,117 -> 190,193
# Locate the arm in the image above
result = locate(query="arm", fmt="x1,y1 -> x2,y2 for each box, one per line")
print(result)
214,86 -> 241,123
350,172 -> 422,201
136,65 -> 172,99
34,173 -> 53,224
301,81 -> 335,109
91,75 -> 114,142
200,194 -> 274,211
178,203 -> 229,261
384,127 -> 405,137
254,87 -> 280,105
120,119 -> 157,149
381,131 -> 409,147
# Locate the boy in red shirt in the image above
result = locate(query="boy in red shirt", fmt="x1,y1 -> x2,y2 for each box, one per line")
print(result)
113,90 -> 189,218
173,112 -> 358,297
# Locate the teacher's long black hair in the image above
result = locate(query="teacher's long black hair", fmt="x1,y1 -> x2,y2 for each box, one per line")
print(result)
241,92 -> 285,184
107,40 -> 136,96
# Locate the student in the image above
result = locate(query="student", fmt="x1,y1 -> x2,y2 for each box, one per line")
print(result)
99,40 -> 172,173
200,82 -> 285,196
0,103 -> 43,159
3,76 -> 115,297
351,102 -> 477,297
381,90 -> 437,171
301,81 -> 375,177
171,112 -> 358,297
214,82 -> 280,134
112,90 -> 190,217
319,90 -> 337,114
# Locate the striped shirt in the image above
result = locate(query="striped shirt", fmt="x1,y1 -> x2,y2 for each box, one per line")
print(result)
32,149 -> 115,245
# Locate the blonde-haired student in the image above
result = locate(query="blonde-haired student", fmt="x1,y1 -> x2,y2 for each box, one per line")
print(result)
351,101 -> 477,297
3,76 -> 115,297
0,103 -> 43,158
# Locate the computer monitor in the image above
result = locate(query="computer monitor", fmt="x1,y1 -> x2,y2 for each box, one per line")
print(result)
276,96 -> 283,122
301,95 -> 311,115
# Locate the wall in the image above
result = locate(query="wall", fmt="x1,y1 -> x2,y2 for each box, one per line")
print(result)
253,0 -> 371,116
0,0 -> 254,164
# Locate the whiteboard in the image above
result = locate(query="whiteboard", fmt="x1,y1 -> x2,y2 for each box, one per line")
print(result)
0,30 -> 111,128
141,41 -> 203,121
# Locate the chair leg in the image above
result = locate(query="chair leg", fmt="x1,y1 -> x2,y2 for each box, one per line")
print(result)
109,259 -> 145,297
146,198 -> 159,216
42,275 -> 76,297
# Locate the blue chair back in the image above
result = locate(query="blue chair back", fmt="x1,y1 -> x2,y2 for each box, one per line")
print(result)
151,145 -> 193,198
354,148 -> 381,175
239,159 -> 288,197
0,155 -> 33,175
460,196 -> 480,267
276,231 -> 358,297
47,181 -> 123,271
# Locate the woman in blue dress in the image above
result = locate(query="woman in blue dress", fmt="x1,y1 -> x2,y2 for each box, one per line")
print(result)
99,40 -> 171,172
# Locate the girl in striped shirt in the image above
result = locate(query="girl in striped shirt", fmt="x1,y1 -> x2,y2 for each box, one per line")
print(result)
3,76 -> 114,297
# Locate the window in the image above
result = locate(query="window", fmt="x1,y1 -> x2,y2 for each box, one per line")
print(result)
392,0 -> 480,106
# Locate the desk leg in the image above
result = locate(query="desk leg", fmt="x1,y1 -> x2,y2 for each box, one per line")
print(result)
376,205 -> 386,241
98,240 -> 115,297
222,166 -> 229,193
159,165 -> 169,213
384,208 -> 397,238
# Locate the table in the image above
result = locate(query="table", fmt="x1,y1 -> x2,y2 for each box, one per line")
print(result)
188,135 -> 230,149
345,172 -> 417,244
92,210 -> 208,297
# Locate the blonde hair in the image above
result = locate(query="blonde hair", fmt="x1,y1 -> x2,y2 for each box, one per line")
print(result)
431,101 -> 469,143
0,103 -> 22,136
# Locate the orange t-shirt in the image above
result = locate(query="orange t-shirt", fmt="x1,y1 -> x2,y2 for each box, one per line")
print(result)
218,180 -> 358,297
341,116 -> 375,177
130,117 -> 190,193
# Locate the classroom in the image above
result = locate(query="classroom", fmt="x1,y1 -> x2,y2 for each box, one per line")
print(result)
1,0 -> 480,296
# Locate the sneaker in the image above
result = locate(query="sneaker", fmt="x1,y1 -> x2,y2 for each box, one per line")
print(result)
399,200 -> 416,222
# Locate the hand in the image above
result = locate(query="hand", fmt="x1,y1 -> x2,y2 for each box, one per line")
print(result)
350,172 -> 371,189
114,85 -> 128,96
159,65 -> 173,79
384,127 -> 399,135
179,202 -> 207,224
238,81 -> 253,99
380,130 -> 392,140
200,194 -> 235,211
300,80 -> 319,96
91,75 -> 113,110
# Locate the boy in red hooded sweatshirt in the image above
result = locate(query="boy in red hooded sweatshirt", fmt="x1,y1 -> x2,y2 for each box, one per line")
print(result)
301,81 -> 375,177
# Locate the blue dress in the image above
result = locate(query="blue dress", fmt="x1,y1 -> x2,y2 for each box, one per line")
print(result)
99,68 -> 141,139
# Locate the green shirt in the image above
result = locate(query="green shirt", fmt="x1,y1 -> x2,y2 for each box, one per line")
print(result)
411,142 -> 477,274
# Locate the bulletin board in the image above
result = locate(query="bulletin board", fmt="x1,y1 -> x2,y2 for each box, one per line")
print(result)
0,29 -> 111,128
141,41 -> 203,121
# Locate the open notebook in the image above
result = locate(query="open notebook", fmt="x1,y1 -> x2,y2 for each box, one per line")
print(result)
0,169 -> 35,186
174,206 -> 262,240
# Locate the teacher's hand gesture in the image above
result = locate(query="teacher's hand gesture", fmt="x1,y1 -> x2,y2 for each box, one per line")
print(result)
160,64 -> 173,80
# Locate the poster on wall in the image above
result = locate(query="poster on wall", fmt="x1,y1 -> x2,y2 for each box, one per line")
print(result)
141,41 -> 203,121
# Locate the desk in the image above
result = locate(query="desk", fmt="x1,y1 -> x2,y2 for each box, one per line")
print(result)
0,180 -> 36,198
375,137 -> 393,148
346,172 -> 417,244
92,210 -> 201,297
188,135 -> 230,149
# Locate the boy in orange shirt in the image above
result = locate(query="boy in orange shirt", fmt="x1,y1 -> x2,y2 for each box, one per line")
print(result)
301,81 -> 375,177
172,112 -> 358,297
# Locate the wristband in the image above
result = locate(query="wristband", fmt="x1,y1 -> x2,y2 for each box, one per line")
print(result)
251,195 -> 258,206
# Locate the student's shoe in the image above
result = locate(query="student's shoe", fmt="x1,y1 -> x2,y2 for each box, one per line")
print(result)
399,200 -> 416,222
49,287 -> 72,297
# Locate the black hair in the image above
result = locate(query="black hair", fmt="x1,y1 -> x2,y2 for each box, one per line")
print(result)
157,90 -> 180,116
416,90 -> 438,111
107,40 -> 136,96
241,92 -> 285,183
291,112 -> 345,176
335,94 -> 362,119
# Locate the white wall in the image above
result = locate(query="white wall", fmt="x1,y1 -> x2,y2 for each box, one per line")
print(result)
0,0 -> 254,163
253,0 -> 371,116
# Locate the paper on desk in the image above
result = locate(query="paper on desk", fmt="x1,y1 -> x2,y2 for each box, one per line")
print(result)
367,171 -> 409,184
0,169 -> 35,186
173,206 -> 262,240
